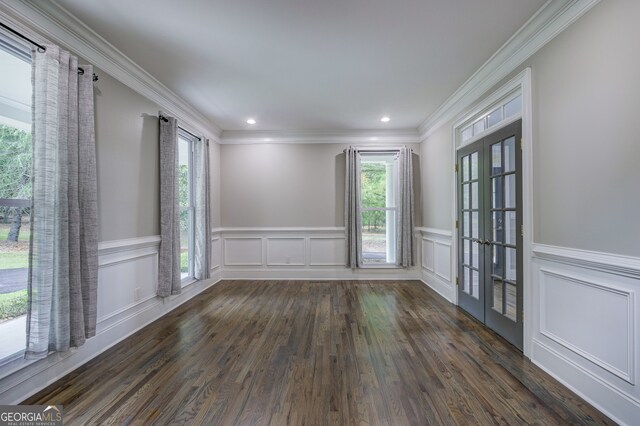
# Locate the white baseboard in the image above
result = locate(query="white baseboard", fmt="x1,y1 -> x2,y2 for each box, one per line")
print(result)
222,267 -> 420,281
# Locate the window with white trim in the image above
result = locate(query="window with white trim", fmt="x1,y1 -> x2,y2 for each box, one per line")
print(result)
360,152 -> 398,265
178,129 -> 197,283
0,34 -> 32,363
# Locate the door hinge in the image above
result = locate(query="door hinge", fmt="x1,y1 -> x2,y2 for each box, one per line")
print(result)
520,138 -> 523,150
455,163 -> 458,173
456,276 -> 459,286
455,220 -> 459,229
521,224 -> 524,237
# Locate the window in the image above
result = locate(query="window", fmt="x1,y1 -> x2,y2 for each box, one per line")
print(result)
178,129 -> 197,283
360,152 -> 398,265
460,93 -> 522,143
0,35 -> 32,362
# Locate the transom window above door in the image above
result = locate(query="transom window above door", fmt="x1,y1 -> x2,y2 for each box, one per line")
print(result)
460,93 -> 522,144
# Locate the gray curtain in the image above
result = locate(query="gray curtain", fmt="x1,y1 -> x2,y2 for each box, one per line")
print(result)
396,147 -> 414,267
344,147 -> 362,268
158,116 -> 181,296
194,137 -> 211,280
26,45 -> 98,360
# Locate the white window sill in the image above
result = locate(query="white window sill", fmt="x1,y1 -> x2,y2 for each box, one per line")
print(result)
181,277 -> 197,288
359,264 -> 402,269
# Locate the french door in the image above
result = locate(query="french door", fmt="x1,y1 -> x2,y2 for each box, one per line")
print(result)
457,120 -> 523,350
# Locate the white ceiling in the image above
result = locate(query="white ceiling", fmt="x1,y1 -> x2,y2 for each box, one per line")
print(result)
54,0 -> 546,132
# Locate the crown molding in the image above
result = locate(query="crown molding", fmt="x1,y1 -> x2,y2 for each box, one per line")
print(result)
418,0 -> 601,141
220,129 -> 421,145
0,0 -> 222,141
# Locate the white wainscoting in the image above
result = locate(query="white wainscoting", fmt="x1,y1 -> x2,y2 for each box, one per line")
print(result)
0,236 -> 222,405
267,237 -> 306,266
224,237 -> 263,266
211,236 -> 222,270
417,228 -> 454,303
216,227 -> 420,280
309,237 -> 346,266
531,243 -> 640,425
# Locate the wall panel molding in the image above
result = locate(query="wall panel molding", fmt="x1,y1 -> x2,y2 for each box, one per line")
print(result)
309,236 -> 346,266
539,268 -> 635,384
223,237 -> 263,266
418,228 -> 454,303
434,241 -> 452,282
421,239 -> 435,273
532,243 -> 640,425
266,237 -> 306,266
215,227 -> 419,280
211,237 -> 222,270
533,243 -> 640,279
532,339 -> 640,426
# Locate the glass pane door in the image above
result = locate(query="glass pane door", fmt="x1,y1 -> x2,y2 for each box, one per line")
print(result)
483,122 -> 523,350
457,119 -> 523,351
457,142 -> 484,321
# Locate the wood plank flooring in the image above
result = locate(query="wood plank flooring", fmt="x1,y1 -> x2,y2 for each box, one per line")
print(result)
25,280 -> 613,425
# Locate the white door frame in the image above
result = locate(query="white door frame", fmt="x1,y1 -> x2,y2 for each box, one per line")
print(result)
450,67 -> 534,358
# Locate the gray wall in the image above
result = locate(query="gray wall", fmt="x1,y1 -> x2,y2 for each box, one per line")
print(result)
94,71 -> 160,241
421,0 -> 640,257
527,0 -> 640,256
420,122 -> 453,230
94,70 -> 221,240
221,143 -> 421,227
209,140 -> 222,228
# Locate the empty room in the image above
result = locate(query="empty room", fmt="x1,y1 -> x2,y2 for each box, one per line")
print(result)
0,0 -> 638,424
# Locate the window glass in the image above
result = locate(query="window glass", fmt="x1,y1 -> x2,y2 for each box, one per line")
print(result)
178,132 -> 196,282
360,153 -> 397,265
360,161 -> 386,209
504,95 -> 522,118
472,118 -> 486,135
487,107 -> 502,128
461,126 -> 473,142
0,38 -> 32,362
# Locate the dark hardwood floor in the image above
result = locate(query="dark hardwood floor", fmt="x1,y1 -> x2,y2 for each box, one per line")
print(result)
26,280 -> 613,425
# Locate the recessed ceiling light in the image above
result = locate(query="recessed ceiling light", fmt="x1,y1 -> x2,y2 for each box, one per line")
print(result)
264,138 -> 272,142
246,118 -> 256,125
369,137 -> 378,141
380,116 -> 390,123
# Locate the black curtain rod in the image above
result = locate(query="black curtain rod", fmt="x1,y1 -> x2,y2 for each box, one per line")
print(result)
0,21 -> 98,81
0,21 -> 45,52
159,114 -> 202,141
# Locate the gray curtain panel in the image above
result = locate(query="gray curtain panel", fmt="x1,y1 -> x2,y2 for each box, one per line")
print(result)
396,147 -> 415,267
158,116 -> 181,296
194,137 -> 211,280
26,45 -> 98,360
344,147 -> 362,268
